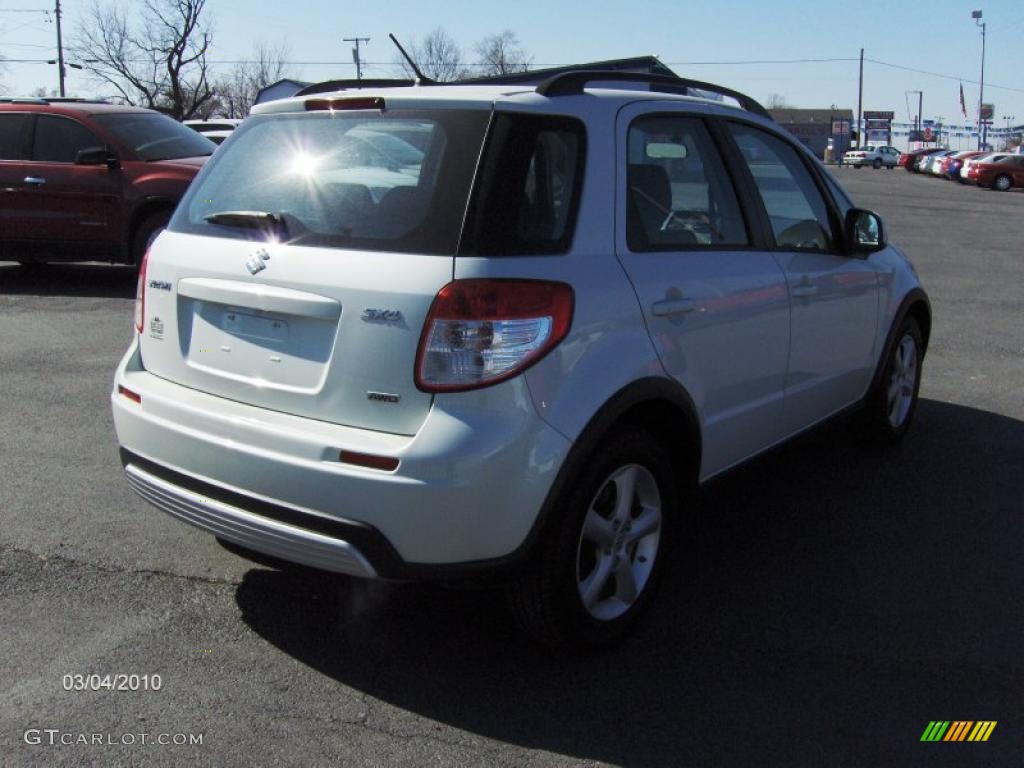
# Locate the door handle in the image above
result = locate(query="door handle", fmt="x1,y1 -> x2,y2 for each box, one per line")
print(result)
651,298 -> 697,317
791,276 -> 818,299
23,177 -> 46,186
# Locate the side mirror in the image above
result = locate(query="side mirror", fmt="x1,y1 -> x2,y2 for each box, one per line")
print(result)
844,208 -> 886,254
75,146 -> 120,169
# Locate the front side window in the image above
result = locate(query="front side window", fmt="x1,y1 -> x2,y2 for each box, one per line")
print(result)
625,116 -> 748,251
94,112 -> 215,161
729,123 -> 836,252
32,115 -> 101,163
0,114 -> 29,160
171,109 -> 490,255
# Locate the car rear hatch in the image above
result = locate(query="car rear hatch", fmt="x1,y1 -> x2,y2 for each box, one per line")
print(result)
138,103 -> 492,436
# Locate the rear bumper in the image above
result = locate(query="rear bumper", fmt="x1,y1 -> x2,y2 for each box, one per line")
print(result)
112,338 -> 571,578
123,452 -> 380,578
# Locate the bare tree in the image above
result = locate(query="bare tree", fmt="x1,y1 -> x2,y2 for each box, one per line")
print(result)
765,93 -> 791,110
75,0 -> 214,119
474,31 -> 531,76
214,42 -> 291,118
395,28 -> 466,82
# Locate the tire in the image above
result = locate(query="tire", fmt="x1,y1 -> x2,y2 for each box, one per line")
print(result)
872,158 -> 882,169
131,210 -> 171,267
993,175 -> 1012,192
508,428 -> 679,649
857,317 -> 924,444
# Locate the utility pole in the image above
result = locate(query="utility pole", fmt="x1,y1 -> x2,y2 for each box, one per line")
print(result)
972,10 -> 986,150
344,36 -> 370,81
908,90 -> 923,143
856,48 -> 864,148
54,0 -> 66,96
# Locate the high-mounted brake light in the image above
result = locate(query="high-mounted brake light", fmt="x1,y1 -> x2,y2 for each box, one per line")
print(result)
415,279 -> 574,393
305,97 -> 385,112
134,249 -> 150,334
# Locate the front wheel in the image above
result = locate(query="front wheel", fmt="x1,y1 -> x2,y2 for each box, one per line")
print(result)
508,428 -> 679,649
993,175 -> 1012,191
857,317 -> 924,443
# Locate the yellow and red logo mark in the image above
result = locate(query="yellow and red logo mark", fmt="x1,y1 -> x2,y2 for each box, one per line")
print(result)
920,721 -> 996,742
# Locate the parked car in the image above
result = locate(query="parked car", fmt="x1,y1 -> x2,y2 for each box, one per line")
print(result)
940,151 -> 985,180
842,145 -> 900,169
917,149 -> 955,174
112,73 -> 931,648
960,152 -> 1009,182
900,146 -> 943,172
184,118 -> 242,145
967,154 -> 1024,190
0,98 -> 215,266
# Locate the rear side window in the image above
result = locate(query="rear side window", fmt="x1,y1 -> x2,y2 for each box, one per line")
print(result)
626,116 -> 748,251
32,115 -> 101,163
171,109 -> 490,255
0,114 -> 29,160
460,113 -> 585,256
729,123 -> 836,252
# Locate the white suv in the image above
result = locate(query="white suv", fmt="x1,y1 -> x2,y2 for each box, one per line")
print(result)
112,72 -> 930,648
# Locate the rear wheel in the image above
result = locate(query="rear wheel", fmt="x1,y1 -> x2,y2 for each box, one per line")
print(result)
872,158 -> 882,169
131,210 -> 171,268
993,174 -> 1012,191
508,428 -> 679,649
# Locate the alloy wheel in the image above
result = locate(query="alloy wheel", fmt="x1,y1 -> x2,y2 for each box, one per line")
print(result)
887,334 -> 918,428
575,464 -> 662,621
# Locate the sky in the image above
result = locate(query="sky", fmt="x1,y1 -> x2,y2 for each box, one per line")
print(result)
2,0 -> 1022,137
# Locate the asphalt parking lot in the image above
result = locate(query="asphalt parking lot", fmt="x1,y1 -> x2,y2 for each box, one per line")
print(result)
1,168 -> 1021,767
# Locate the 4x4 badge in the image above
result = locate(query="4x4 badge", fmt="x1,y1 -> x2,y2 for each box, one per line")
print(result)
245,247 -> 271,275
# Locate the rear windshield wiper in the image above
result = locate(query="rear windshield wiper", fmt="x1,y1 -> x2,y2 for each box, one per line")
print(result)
204,210 -> 290,236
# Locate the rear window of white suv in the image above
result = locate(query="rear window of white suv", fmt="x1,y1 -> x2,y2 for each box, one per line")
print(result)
171,109 -> 490,255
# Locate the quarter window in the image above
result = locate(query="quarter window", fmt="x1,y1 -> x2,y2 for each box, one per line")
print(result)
729,123 -> 836,252
32,115 -> 102,163
626,116 -> 748,251
461,113 -> 586,256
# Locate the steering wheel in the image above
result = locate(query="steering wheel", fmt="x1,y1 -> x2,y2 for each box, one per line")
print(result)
660,209 -> 724,242
135,137 -> 181,154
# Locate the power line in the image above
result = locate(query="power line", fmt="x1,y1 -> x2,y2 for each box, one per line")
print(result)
866,57 -> 1024,95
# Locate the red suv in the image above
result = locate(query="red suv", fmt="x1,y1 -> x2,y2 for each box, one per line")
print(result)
0,99 -> 215,267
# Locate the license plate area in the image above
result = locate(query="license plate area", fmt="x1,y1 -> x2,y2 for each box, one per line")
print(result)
180,299 -> 335,392
222,308 -> 290,344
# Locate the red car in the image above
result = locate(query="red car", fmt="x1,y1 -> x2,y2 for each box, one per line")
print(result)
900,146 -> 945,172
0,98 -> 215,267
967,154 -> 1024,191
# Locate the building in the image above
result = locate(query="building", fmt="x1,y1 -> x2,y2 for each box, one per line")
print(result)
255,78 -> 312,105
770,108 -> 854,158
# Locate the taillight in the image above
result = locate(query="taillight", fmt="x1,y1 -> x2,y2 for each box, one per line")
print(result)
415,279 -> 574,393
134,249 -> 149,334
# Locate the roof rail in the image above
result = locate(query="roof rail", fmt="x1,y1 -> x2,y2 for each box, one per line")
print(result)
534,71 -> 771,119
0,97 -> 110,105
295,79 -> 419,97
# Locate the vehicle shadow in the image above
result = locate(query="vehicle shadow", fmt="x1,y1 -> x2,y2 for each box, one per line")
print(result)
0,262 -> 135,299
235,399 -> 1023,765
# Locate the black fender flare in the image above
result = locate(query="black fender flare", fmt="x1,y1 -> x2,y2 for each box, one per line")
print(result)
868,287 -> 932,396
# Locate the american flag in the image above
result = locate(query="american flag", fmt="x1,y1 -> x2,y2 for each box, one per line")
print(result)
959,83 -> 968,118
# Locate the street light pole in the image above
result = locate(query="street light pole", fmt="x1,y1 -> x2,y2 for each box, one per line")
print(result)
972,10 -> 986,150
856,48 -> 864,148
